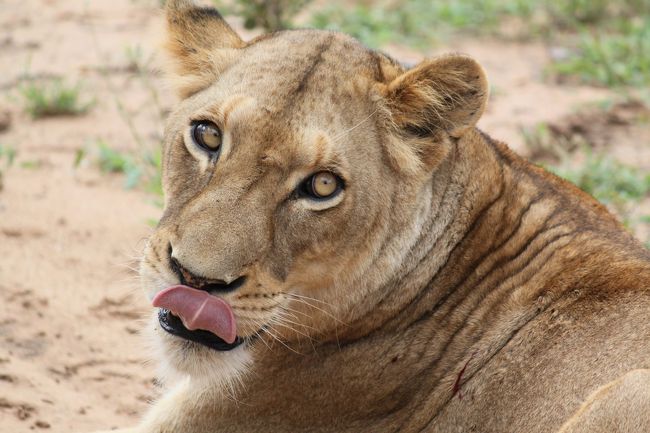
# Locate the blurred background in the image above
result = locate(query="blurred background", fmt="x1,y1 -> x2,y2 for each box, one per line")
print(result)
0,0 -> 648,431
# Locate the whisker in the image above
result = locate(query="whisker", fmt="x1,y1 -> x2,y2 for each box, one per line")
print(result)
331,108 -> 378,144
281,292 -> 333,306
276,307 -> 320,333
245,317 -> 273,352
272,315 -> 318,354
274,303 -> 313,320
274,307 -> 302,323
269,314 -> 313,341
235,284 -> 346,353
261,325 -> 303,355
284,295 -> 345,325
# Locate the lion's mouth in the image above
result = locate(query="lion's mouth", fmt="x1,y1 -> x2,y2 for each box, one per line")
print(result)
157,308 -> 245,351
153,285 -> 244,351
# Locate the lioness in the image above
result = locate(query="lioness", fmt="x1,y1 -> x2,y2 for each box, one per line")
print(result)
99,1 -> 650,432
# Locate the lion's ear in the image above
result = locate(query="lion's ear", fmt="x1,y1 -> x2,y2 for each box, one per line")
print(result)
383,54 -> 488,139
164,0 -> 245,98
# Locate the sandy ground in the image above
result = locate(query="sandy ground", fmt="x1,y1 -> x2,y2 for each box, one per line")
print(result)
0,1 -> 648,432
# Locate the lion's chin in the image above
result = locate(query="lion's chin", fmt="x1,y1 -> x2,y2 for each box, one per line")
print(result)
145,313 -> 253,388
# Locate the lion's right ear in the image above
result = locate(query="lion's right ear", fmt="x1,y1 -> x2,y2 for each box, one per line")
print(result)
377,54 -> 488,175
164,0 -> 245,98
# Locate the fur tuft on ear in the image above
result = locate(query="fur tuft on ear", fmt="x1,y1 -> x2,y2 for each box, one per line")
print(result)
383,54 -> 488,139
164,0 -> 245,97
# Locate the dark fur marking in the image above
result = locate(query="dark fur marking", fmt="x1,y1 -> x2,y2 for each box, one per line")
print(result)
187,7 -> 225,21
371,51 -> 386,82
409,228 -> 585,433
413,210 -> 564,365
368,143 -> 465,327
391,204 -> 571,432
414,235 -> 589,433
414,193 -> 549,322
400,156 -> 507,325
477,129 -> 505,165
404,124 -> 433,139
292,37 -> 333,97
151,241 -> 161,264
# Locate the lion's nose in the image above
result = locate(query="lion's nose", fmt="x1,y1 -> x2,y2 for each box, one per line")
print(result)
169,254 -> 247,294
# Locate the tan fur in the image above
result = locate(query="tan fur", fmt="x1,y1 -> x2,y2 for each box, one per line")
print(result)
558,370 -> 650,433
94,1 -> 650,432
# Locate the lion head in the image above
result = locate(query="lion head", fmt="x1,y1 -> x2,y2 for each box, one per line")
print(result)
140,0 -> 488,382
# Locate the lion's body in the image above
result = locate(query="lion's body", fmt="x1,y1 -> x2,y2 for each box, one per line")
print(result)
128,129 -> 650,433
95,1 -> 650,432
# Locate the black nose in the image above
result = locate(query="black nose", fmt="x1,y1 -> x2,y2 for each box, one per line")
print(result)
169,256 -> 246,293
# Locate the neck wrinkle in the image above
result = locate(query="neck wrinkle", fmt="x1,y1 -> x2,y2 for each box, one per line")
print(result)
336,140 -> 464,343
378,129 -> 506,336
391,132 -> 577,432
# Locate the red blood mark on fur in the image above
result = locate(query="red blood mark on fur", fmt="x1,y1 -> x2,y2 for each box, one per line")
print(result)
452,352 -> 476,400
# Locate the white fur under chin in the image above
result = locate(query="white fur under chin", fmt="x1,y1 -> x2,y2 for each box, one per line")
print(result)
144,313 -> 253,399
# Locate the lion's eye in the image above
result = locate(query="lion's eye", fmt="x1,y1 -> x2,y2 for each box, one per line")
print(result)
192,121 -> 222,152
303,171 -> 342,199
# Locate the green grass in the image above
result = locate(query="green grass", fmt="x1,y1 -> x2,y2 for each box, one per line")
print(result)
0,144 -> 17,168
307,0 -> 650,87
124,44 -> 146,73
521,122 -> 571,162
20,160 -> 42,169
552,19 -> 650,86
222,0 -> 314,31
310,0 -> 532,48
0,144 -> 17,191
548,151 -> 650,246
541,0 -> 649,28
309,0 -> 650,55
549,151 -> 650,214
96,141 -> 140,186
20,80 -> 92,119
522,96 -> 650,244
92,140 -> 163,199
543,0 -> 610,27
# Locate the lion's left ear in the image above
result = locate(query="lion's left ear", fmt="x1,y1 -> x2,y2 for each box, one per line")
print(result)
382,54 -> 488,139
164,0 -> 245,98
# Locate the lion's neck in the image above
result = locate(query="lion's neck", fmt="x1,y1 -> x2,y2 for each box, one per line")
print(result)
385,127 -> 511,331
339,128 -> 510,339
336,127 -> 583,429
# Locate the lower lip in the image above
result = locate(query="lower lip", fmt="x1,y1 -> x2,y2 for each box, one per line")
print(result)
157,309 -> 245,351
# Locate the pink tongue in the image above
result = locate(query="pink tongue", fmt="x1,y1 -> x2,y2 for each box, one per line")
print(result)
152,285 -> 237,344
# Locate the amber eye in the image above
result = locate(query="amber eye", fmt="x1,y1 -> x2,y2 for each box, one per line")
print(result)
303,171 -> 342,199
192,121 -> 222,152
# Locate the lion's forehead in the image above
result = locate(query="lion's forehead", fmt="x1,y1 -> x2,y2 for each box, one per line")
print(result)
214,31 -> 385,113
